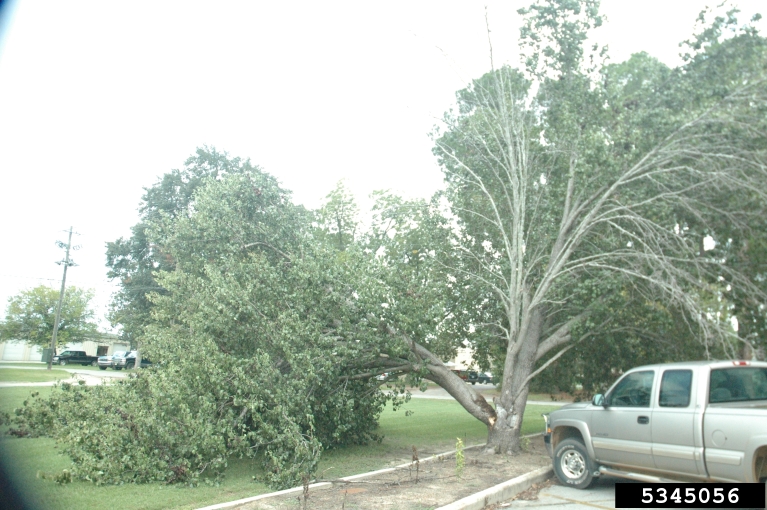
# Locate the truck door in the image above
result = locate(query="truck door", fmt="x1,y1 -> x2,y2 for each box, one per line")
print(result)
704,366 -> 767,481
651,369 -> 702,476
591,370 -> 656,469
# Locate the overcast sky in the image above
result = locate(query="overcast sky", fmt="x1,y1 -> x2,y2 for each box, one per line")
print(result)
0,0 -> 764,331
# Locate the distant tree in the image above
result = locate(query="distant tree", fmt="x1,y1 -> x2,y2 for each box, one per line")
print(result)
0,286 -> 98,349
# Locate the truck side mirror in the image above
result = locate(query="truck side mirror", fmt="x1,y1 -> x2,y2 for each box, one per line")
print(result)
592,394 -> 607,407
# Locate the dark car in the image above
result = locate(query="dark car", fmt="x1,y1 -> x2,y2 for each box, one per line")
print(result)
52,350 -> 99,366
467,371 -> 493,385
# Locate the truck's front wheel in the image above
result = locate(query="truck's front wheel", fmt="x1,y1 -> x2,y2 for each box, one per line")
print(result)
554,439 -> 595,489
60,360 -> 68,366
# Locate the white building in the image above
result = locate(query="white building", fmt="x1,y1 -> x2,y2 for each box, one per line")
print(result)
0,336 -> 130,362
449,346 -> 474,370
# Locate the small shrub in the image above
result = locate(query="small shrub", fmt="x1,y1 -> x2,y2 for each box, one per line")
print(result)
455,438 -> 465,478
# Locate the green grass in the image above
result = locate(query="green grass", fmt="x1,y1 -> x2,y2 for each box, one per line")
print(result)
0,362 -> 103,371
0,368 -> 73,383
0,362 -> 50,368
0,388 -> 559,510
0,386 -> 54,417
316,398 -> 559,481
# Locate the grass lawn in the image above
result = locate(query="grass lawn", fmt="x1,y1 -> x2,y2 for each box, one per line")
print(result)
0,362 -> 103,372
0,368 -> 73,383
0,361 -> 51,368
0,387 -> 559,510
0,386 -> 54,417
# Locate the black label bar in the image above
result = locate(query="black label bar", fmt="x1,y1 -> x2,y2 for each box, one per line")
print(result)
615,483 -> 765,508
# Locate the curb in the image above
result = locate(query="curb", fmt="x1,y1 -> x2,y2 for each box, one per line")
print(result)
195,443 -> 488,510
196,434 -> 546,510
435,465 -> 553,510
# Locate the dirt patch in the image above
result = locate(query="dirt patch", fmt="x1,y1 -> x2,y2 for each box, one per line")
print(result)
237,435 -> 551,510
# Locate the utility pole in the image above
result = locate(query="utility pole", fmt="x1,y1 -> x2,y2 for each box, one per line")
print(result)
48,227 -> 77,371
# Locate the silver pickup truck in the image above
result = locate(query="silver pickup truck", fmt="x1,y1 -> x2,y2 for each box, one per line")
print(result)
543,360 -> 767,488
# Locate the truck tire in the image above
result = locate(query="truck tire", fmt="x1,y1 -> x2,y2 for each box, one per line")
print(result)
60,360 -> 68,366
126,362 -> 134,370
553,438 -> 595,489
99,366 -> 107,370
91,360 -> 98,367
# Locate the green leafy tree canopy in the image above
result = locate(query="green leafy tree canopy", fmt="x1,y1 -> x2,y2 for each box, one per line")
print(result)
1,286 -> 99,349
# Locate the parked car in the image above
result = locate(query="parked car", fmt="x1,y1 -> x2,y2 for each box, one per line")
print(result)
467,371 -> 493,385
543,360 -> 767,489
97,350 -> 127,370
114,351 -> 152,370
52,350 -> 98,366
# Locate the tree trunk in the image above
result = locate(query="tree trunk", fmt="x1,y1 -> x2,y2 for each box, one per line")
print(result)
486,308 -> 542,454
405,340 -> 497,426
134,346 -> 142,370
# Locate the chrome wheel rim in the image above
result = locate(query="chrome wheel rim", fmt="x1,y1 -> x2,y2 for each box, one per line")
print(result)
560,450 -> 585,479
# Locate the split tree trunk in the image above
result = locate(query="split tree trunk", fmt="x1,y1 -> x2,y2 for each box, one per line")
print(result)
486,308 -> 542,454
399,309 -> 545,455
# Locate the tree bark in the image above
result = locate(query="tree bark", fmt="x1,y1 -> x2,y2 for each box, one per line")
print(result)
486,307 -> 542,454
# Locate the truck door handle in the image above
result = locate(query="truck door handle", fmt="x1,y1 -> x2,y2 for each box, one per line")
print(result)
637,416 -> 649,424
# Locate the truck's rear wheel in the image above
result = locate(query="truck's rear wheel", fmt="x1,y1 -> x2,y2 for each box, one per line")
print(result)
553,438 -> 595,489
91,360 -> 98,367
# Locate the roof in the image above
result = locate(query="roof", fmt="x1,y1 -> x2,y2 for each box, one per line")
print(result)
627,360 -> 767,371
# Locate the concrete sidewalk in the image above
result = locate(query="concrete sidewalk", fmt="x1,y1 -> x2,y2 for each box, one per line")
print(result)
506,478 -> 621,509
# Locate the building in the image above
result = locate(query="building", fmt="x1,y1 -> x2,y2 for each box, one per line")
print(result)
0,335 -> 129,362
449,346 -> 474,370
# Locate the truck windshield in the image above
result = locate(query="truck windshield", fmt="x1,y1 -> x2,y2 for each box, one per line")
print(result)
709,367 -> 767,403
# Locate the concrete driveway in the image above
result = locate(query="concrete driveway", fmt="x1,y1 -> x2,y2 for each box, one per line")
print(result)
507,478 -> 625,510
504,478 -> 764,510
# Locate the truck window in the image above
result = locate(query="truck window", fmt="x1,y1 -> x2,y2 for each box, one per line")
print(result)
709,367 -> 767,403
608,370 -> 654,407
659,369 -> 692,407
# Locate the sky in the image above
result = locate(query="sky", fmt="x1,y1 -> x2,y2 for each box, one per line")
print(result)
0,0 -> 764,331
